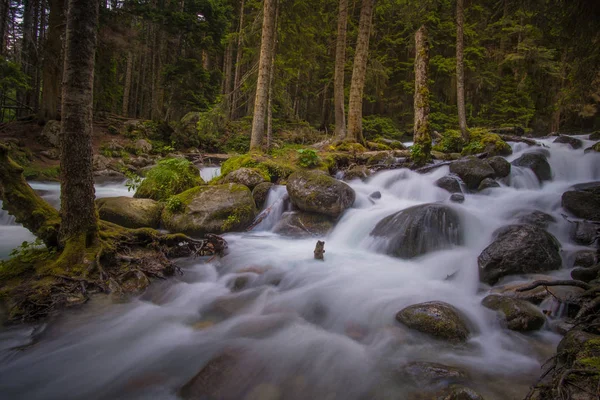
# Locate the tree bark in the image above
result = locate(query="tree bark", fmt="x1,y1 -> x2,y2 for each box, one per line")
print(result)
456,0 -> 468,141
122,50 -> 133,117
0,0 -> 7,56
334,0 -> 348,139
413,25 -> 432,165
231,0 -> 245,119
222,40 -> 233,95
17,0 -> 36,117
59,0 -> 99,246
39,0 -> 66,122
250,0 -> 276,151
346,0 -> 375,143
266,0 -> 279,150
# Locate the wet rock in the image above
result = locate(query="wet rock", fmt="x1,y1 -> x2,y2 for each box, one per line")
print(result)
557,330 -> 599,365
570,221 -> 599,245
223,168 -> 268,190
511,153 -> 552,182
584,142 -> 600,153
134,139 -> 152,153
433,385 -> 485,400
449,157 -> 496,190
571,264 -> 600,283
344,165 -> 371,181
396,301 -> 471,342
245,384 -> 282,400
450,193 -> 465,203
477,178 -> 500,191
573,250 -> 598,268
435,175 -> 462,194
589,132 -> 600,141
41,120 -> 61,147
491,282 -> 549,304
161,184 -> 257,236
562,184 -> 600,221
120,270 -> 150,293
272,211 -> 334,238
286,170 -> 355,218
179,351 -> 242,400
370,191 -> 382,199
481,294 -> 546,331
553,135 -> 583,149
96,196 -> 163,229
478,224 -> 562,285
401,362 -> 467,386
370,203 -> 463,259
513,210 -> 556,229
485,156 -> 511,178
252,182 -> 274,209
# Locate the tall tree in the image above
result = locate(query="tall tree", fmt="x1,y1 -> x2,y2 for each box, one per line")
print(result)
59,0 -> 99,249
412,24 -> 431,165
250,0 -> 276,151
456,0 -> 468,141
333,0 -> 348,139
39,0 -> 66,121
346,0 -> 375,143
230,0 -> 245,119
0,0 -> 8,56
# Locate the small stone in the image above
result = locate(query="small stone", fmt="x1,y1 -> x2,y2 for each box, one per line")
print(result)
477,178 -> 500,191
435,175 -> 462,194
370,191 -> 382,199
450,193 -> 465,203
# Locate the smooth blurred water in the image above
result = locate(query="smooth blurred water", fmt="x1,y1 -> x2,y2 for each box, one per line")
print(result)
0,136 -> 599,400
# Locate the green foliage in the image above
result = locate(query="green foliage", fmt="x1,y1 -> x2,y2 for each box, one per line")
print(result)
134,158 -> 203,201
123,169 -> 142,192
22,165 -> 61,181
362,116 -> 405,141
0,239 -> 56,280
410,143 -> 430,166
165,196 -> 184,213
433,130 -> 464,153
296,149 -> 321,168
335,141 -> 368,153
461,128 -> 511,156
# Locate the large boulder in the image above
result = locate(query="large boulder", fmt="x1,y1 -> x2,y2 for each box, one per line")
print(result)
589,132 -> 600,141
562,182 -> 600,221
396,301 -> 471,342
477,178 -> 500,191
553,135 -> 583,149
96,196 -> 163,229
370,203 -> 463,259
134,158 -> 204,201
161,184 -> 257,236
272,211 -> 334,238
481,294 -> 546,331
222,167 -> 268,190
570,221 -> 599,245
512,210 -> 556,229
449,157 -> 495,190
478,224 -> 562,285
511,153 -> 552,182
134,139 -> 152,153
435,175 -> 462,194
286,170 -> 355,218
41,120 -> 61,147
485,156 -> 511,178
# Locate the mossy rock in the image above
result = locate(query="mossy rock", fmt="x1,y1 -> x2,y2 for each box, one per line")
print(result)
286,170 -> 355,218
553,135 -> 583,149
461,128 -> 512,157
396,301 -> 471,342
432,385 -> 484,400
221,153 -> 298,183
272,211 -> 334,238
161,184 -> 257,236
584,141 -> 600,153
557,330 -> 599,366
134,158 -> 203,201
366,141 -> 392,151
222,167 -> 268,190
96,196 -> 163,229
252,182 -> 274,209
433,129 -> 465,154
481,294 -> 545,331
365,151 -> 395,166
335,141 -> 367,153
344,165 -> 371,181
485,156 -> 511,178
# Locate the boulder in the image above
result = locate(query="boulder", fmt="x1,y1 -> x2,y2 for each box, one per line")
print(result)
478,224 -> 562,285
161,184 -> 257,236
93,154 -> 110,171
41,120 -> 61,147
573,250 -> 598,268
134,139 -> 152,153
562,183 -> 600,221
589,132 -> 600,141
449,157 -> 495,190
435,175 -> 462,194
396,301 -> 471,342
286,170 -> 355,218
370,203 -> 463,259
584,142 -> 600,153
571,264 -> 600,283
511,153 -> 552,182
485,156 -> 511,178
477,178 -> 500,191
553,135 -> 583,149
272,211 -> 334,238
570,221 -> 599,245
557,330 -> 599,365
252,182 -> 274,209
450,194 -> 465,203
481,294 -> 546,331
344,165 -> 371,181
222,167 -> 268,190
96,196 -> 163,229
512,210 -> 556,229
40,148 -> 60,160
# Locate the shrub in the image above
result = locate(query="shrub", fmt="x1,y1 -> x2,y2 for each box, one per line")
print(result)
134,158 -> 203,201
433,129 -> 465,153
296,149 -> 321,168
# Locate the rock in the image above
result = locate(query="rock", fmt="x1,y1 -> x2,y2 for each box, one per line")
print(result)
272,211 -> 334,238
433,385 -> 485,400
435,175 -> 462,194
134,139 -> 152,153
449,157 -> 495,190
553,135 -> 583,149
562,184 -> 600,221
179,351 -> 243,400
481,295 -> 546,331
512,210 -> 556,229
477,178 -> 500,191
41,120 -> 61,147
245,384 -> 282,400
584,142 -> 600,153
365,151 -> 395,166
570,221 -> 599,245
556,330 -> 599,365
40,148 -> 60,160
286,170 -> 355,218
120,270 -> 150,293
478,224 -> 562,285
129,156 -> 153,169
450,193 -> 465,203
511,153 -> 552,182
161,184 -> 257,236
574,250 -> 598,268
400,361 -> 467,386
96,196 -> 163,229
485,156 -> 511,178
252,182 -> 274,209
93,154 -> 110,171
370,191 -> 382,199
106,139 -> 124,151
589,132 -> 600,141
370,203 -> 463,259
396,301 -> 471,342
135,158 -> 204,201
491,282 -> 549,304
571,264 -> 600,283
223,168 -> 268,190
344,165 -> 371,181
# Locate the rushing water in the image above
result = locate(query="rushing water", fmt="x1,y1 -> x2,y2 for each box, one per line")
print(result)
0,137 -> 599,400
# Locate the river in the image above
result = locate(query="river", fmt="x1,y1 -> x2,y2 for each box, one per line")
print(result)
0,136 -> 598,400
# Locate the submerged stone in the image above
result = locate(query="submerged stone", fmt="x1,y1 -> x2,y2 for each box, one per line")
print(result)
272,211 -> 334,238
396,301 -> 471,342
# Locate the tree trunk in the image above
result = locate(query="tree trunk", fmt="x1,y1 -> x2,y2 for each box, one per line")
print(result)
222,40 -> 233,95
266,0 -> 279,150
250,0 -> 276,151
39,0 -> 65,122
122,50 -> 133,117
413,25 -> 432,165
17,0 -> 36,117
59,0 -> 99,247
0,0 -> 7,56
456,0 -> 468,141
346,0 -> 375,143
334,0 -> 348,139
231,0 -> 245,119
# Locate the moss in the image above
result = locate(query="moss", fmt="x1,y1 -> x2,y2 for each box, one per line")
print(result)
366,141 -> 392,151
591,142 -> 600,152
574,338 -> 600,372
461,128 -> 512,156
335,141 -> 367,153
433,129 -> 465,153
134,158 -> 204,201
22,165 -> 60,181
221,153 -> 298,182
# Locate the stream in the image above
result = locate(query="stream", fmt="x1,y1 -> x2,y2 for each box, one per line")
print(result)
0,136 -> 599,399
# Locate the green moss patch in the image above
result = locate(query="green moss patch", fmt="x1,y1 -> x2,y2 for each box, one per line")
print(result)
134,158 -> 204,201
